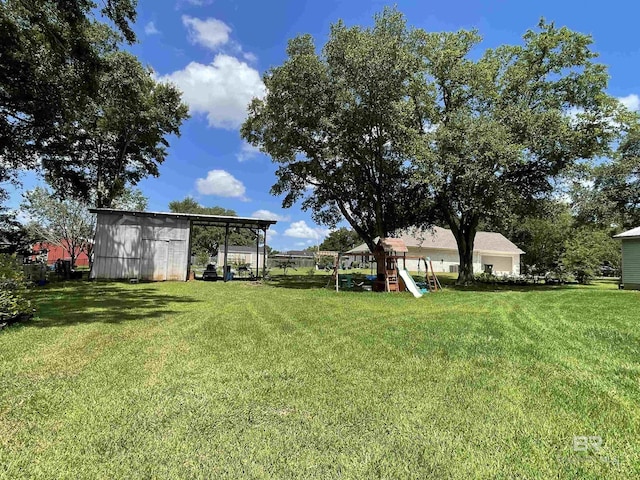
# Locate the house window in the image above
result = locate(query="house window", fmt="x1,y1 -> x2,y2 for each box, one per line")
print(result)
484,264 -> 493,274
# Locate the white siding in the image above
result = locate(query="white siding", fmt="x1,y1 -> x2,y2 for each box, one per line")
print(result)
622,239 -> 640,286
396,247 -> 520,275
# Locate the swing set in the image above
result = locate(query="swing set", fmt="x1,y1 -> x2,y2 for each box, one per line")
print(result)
328,238 -> 442,293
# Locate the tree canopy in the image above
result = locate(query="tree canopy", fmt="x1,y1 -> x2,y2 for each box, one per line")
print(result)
22,187 -> 95,267
411,20 -> 629,284
0,0 -> 138,202
562,228 -> 620,284
319,227 -> 362,252
41,51 -> 189,207
241,9 -> 423,252
571,127 -> 640,230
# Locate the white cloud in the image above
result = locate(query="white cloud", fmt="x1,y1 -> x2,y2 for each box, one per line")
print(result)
267,229 -> 278,236
251,209 -> 290,221
284,220 -> 329,239
243,52 -> 257,63
237,141 -> 261,162
144,21 -> 160,35
195,169 -> 247,199
160,54 -> 265,129
182,16 -> 231,50
619,94 -> 640,111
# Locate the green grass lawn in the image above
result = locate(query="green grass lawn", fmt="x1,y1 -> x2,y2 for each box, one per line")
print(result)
1,278 -> 639,479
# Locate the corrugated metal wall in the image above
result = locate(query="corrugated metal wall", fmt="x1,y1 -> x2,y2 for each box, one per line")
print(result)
622,239 -> 640,286
91,213 -> 190,281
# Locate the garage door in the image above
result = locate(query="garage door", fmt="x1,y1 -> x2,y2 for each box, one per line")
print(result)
481,255 -> 512,274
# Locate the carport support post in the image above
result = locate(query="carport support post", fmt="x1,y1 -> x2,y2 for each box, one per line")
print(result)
255,229 -> 260,278
186,219 -> 194,281
262,227 -> 267,279
223,223 -> 229,282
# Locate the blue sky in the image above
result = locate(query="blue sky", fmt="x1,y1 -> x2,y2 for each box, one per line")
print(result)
7,0 -> 640,250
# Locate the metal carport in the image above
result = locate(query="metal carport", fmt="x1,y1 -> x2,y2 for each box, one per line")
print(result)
90,209 -> 277,282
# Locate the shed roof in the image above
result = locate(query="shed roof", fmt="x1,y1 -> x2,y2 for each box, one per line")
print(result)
347,226 -> 524,255
90,208 -> 276,229
614,226 -> 640,239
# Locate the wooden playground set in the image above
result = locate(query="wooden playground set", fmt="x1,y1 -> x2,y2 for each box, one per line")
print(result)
328,238 -> 441,297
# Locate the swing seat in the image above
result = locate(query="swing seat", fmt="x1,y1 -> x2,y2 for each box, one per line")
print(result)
338,274 -> 354,288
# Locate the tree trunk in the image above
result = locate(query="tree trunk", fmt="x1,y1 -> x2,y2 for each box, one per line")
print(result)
68,242 -> 78,271
444,211 -> 479,286
456,232 -> 475,286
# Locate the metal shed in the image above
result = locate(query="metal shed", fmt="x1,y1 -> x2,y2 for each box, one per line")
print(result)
614,226 -> 640,289
89,209 -> 276,281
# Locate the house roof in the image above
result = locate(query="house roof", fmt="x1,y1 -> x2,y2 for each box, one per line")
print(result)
614,226 -> 640,239
346,226 -> 524,255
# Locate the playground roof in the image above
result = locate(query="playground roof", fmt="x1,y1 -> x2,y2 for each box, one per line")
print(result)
378,238 -> 408,253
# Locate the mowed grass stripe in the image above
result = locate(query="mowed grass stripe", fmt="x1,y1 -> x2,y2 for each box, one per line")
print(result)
0,279 -> 638,479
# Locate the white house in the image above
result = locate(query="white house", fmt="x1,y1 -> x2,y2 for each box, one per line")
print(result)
346,226 -> 524,275
216,245 -> 267,270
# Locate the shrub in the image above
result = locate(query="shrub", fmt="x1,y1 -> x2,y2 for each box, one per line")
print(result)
475,272 -> 498,284
195,251 -> 210,267
562,228 -> 620,284
474,272 -> 536,286
0,254 -> 32,323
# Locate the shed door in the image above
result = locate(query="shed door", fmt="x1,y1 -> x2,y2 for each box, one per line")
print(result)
167,240 -> 186,281
141,239 -> 169,281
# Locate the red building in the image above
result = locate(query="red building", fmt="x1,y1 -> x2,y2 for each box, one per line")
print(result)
32,241 -> 90,267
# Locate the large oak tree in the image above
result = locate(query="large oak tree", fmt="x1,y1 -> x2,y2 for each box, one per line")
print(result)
411,21 -> 628,283
0,0 -> 138,202
241,9 -> 424,253
242,9 -> 629,284
41,51 -> 189,207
